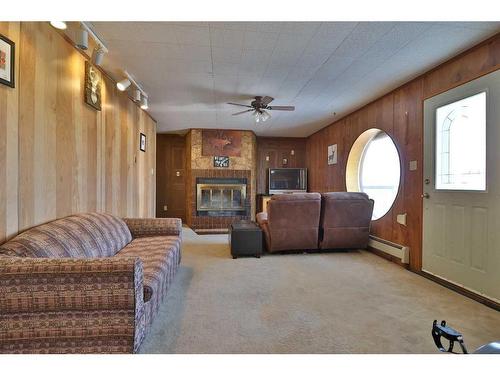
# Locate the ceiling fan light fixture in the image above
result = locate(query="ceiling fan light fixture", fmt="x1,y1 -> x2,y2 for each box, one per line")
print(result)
261,110 -> 271,122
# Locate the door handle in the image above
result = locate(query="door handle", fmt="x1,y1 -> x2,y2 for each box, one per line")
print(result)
421,193 -> 430,199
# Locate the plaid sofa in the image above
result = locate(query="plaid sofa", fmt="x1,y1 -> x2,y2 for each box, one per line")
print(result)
0,213 -> 182,354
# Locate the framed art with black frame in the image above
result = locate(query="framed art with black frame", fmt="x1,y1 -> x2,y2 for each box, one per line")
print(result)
0,33 -> 15,88
140,133 -> 147,152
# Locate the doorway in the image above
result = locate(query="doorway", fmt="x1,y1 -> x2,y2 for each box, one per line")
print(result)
423,69 -> 500,303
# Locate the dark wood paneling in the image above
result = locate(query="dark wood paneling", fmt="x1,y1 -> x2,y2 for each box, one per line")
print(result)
306,32 -> 500,272
256,137 -> 307,194
156,134 -> 186,221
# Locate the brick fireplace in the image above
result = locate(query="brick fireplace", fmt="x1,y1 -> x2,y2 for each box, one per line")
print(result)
185,129 -> 257,233
187,169 -> 253,233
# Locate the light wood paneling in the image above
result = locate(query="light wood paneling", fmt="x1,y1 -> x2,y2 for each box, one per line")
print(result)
0,22 -> 20,243
306,32 -> 500,271
0,21 -> 156,241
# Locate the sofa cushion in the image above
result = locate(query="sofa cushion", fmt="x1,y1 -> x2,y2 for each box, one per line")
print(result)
116,236 -> 181,305
0,213 -> 132,258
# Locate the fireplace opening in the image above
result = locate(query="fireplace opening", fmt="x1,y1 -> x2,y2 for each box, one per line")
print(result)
196,178 -> 248,216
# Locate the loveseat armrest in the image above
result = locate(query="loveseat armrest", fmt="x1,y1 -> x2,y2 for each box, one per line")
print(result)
256,212 -> 268,225
0,257 -> 145,353
124,218 -> 182,238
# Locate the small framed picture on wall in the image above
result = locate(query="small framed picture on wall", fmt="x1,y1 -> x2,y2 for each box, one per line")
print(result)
328,144 -> 338,165
0,33 -> 15,88
140,133 -> 147,152
214,156 -> 229,168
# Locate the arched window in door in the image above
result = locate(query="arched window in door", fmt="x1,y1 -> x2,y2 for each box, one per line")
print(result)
435,91 -> 486,191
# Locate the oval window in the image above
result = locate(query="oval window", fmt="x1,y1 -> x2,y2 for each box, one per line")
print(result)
346,129 -> 401,220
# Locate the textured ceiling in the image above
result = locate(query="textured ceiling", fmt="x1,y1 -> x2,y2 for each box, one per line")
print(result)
89,22 -> 500,137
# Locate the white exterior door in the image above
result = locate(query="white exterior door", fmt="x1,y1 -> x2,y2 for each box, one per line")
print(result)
423,69 -> 500,303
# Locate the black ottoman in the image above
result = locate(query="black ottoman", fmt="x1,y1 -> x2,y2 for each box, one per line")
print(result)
228,221 -> 263,259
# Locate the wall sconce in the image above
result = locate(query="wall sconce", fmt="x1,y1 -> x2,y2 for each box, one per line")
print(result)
290,149 -> 295,155
265,155 -> 270,162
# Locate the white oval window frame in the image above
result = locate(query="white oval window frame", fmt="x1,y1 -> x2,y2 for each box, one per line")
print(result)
346,128 -> 402,221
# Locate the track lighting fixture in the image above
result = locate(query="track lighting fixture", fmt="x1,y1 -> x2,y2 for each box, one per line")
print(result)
117,78 -> 131,91
50,21 -> 67,30
92,46 -> 106,66
76,27 -> 89,50
133,89 -> 141,102
117,71 -> 149,110
140,96 -> 149,110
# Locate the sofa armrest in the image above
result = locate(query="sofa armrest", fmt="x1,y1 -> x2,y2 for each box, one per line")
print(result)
124,218 -> 182,238
0,257 -> 145,353
256,212 -> 268,225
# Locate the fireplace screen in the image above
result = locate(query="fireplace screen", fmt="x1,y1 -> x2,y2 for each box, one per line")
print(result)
196,183 -> 247,211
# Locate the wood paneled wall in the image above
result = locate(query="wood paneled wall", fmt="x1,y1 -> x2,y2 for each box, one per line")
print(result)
0,22 -> 156,243
256,137 -> 307,195
306,33 -> 500,271
0,22 -> 20,244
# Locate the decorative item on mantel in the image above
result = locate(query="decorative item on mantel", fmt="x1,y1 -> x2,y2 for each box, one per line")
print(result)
328,144 -> 338,165
214,156 -> 229,168
84,61 -> 101,110
0,33 -> 15,88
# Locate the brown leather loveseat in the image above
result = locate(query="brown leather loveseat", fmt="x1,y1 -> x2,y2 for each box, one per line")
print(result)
256,192 -> 373,252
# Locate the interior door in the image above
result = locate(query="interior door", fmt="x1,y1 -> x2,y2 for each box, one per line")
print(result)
423,69 -> 500,303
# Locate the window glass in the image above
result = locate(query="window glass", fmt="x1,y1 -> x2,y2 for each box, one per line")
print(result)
358,131 -> 400,220
435,92 -> 486,191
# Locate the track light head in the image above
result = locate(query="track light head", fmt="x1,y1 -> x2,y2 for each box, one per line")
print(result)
140,96 -> 149,110
117,78 -> 131,91
76,28 -> 89,50
133,89 -> 141,102
50,21 -> 67,30
92,46 -> 105,66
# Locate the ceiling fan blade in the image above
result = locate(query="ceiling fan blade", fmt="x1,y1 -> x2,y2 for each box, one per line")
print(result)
227,102 -> 253,108
232,109 -> 254,116
260,96 -> 274,106
268,105 -> 295,111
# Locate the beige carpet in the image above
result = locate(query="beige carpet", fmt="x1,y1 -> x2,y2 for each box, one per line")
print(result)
139,227 -> 500,354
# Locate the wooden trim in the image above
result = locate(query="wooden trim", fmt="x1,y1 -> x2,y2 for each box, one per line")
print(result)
366,246 -> 408,269
417,270 -> 500,312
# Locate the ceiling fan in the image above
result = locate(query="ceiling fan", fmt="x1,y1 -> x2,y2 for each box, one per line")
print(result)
228,96 -> 295,123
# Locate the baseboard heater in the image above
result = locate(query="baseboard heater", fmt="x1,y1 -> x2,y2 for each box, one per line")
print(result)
368,235 -> 409,264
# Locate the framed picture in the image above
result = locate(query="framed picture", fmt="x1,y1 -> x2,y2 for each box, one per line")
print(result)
140,133 -> 147,152
0,34 -> 15,88
214,156 -> 229,168
84,61 -> 102,110
202,130 -> 242,157
328,144 -> 338,165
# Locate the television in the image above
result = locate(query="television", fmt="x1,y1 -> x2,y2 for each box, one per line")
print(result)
268,168 -> 307,194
